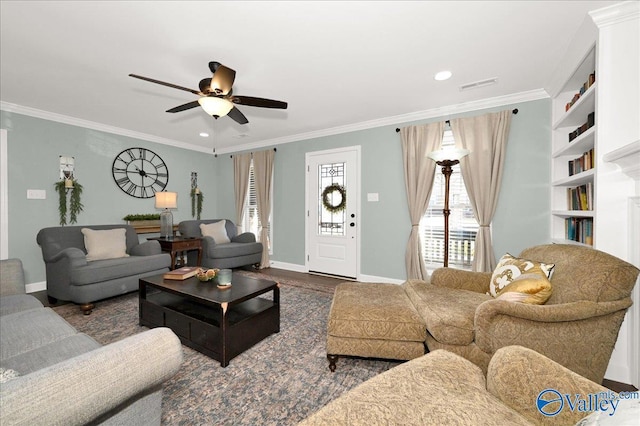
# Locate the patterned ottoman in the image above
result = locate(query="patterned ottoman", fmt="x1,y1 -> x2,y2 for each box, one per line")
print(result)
326,282 -> 427,371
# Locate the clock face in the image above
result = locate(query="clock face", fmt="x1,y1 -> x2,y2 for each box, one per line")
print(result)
112,148 -> 168,198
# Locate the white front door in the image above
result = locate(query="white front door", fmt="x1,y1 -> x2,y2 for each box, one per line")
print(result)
306,146 -> 360,279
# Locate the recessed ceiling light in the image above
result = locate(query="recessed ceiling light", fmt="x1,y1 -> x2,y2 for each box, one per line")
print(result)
434,71 -> 452,81
199,132 -> 209,137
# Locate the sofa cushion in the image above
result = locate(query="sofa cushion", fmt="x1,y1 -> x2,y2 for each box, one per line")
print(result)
208,242 -> 262,259
496,273 -> 553,304
1,333 -> 100,376
489,253 -> 555,297
328,283 -> 426,342
0,308 -> 78,361
404,280 -> 492,345
71,253 -> 169,286
0,294 -> 44,317
200,221 -> 231,244
81,228 -> 129,261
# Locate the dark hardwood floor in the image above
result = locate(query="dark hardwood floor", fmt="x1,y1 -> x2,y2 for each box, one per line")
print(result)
32,267 -> 636,393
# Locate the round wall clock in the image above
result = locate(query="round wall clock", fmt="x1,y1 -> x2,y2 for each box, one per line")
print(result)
112,147 -> 168,198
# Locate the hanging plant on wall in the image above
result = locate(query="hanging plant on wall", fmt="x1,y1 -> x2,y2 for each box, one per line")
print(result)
54,179 -> 84,225
321,183 -> 346,213
191,188 -> 204,220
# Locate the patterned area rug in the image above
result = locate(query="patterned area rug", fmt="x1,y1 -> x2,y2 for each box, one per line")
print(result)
52,275 -> 401,425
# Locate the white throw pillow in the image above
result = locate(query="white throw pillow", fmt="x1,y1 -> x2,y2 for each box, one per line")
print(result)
81,228 -> 129,261
200,221 -> 231,244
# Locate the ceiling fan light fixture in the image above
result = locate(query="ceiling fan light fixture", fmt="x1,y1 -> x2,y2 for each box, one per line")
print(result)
198,97 -> 234,117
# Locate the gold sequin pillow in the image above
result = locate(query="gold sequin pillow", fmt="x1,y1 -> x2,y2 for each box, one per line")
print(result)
489,253 -> 555,297
496,273 -> 553,304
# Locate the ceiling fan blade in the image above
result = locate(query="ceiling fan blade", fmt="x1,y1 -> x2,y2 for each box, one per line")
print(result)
166,100 -> 200,113
231,95 -> 288,109
210,65 -> 236,95
227,106 -> 249,125
208,61 -> 221,73
199,78 -> 212,93
129,74 -> 200,95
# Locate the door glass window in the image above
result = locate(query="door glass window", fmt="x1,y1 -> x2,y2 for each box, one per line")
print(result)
318,162 -> 346,236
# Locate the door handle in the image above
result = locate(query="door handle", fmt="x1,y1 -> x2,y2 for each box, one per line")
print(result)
350,222 -> 355,227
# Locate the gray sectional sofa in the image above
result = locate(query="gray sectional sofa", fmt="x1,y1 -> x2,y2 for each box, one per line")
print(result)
178,219 -> 263,269
0,258 -> 183,425
37,224 -> 171,314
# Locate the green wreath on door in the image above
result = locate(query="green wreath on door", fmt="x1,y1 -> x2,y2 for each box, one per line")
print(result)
321,183 -> 346,213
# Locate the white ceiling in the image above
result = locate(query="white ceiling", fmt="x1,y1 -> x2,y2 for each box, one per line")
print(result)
0,1 -> 618,154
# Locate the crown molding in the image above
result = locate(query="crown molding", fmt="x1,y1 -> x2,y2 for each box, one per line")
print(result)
589,1 -> 640,28
0,101 -> 212,154
217,88 -> 549,155
3,88 -> 548,157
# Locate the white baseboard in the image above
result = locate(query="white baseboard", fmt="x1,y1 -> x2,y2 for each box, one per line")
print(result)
268,261 -> 404,284
26,281 -> 46,294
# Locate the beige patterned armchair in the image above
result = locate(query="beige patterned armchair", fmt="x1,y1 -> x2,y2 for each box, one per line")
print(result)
404,244 -> 640,383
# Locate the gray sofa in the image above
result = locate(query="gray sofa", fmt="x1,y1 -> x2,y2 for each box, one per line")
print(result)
178,219 -> 263,269
37,224 -> 171,314
0,258 -> 183,426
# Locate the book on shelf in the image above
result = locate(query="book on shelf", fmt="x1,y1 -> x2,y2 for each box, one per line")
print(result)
566,183 -> 593,211
568,148 -> 595,176
163,266 -> 200,280
564,217 -> 593,246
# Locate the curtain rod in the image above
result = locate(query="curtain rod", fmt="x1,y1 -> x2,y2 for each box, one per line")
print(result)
395,108 -> 519,133
227,147 -> 277,158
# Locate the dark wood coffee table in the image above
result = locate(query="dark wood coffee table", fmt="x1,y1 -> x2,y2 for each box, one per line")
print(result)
139,272 -> 280,367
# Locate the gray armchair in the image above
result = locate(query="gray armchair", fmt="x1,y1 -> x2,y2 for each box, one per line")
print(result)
178,219 -> 263,269
36,224 -> 171,314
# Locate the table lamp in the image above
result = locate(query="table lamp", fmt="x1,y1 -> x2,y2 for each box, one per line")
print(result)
155,191 -> 177,239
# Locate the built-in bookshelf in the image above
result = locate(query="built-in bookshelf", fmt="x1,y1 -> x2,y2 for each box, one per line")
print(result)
551,46 -> 596,246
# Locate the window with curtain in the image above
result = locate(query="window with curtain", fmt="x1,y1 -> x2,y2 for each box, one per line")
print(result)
242,160 -> 273,254
420,128 -> 478,269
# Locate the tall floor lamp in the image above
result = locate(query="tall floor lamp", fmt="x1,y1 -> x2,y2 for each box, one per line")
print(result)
426,147 -> 470,267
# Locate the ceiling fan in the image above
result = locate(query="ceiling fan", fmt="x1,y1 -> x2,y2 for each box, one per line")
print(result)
129,61 -> 287,125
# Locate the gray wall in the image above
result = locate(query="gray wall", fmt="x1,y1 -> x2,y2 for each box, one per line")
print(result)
2,97 -> 550,286
215,98 -> 551,280
1,111 -> 217,285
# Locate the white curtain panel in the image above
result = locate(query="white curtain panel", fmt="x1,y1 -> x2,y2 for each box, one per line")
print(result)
400,122 -> 444,280
450,110 -> 512,272
233,152 -> 252,232
252,149 -> 274,269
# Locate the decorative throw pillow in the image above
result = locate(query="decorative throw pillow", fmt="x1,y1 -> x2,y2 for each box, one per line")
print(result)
200,221 -> 230,244
0,367 -> 20,383
489,253 -> 555,297
81,228 -> 129,261
496,273 -> 553,304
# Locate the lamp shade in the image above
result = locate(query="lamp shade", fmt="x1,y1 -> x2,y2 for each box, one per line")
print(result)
427,147 -> 470,162
155,191 -> 177,209
198,97 -> 234,116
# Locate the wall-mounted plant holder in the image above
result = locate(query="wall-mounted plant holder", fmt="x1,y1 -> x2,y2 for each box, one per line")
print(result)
56,155 -> 83,225
190,171 -> 203,219
60,155 -> 75,188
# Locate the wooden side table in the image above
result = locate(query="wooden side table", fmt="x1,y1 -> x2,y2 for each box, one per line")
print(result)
149,237 -> 203,270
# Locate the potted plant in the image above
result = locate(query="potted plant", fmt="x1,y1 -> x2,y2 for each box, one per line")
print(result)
122,213 -> 161,227
55,179 -> 84,225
